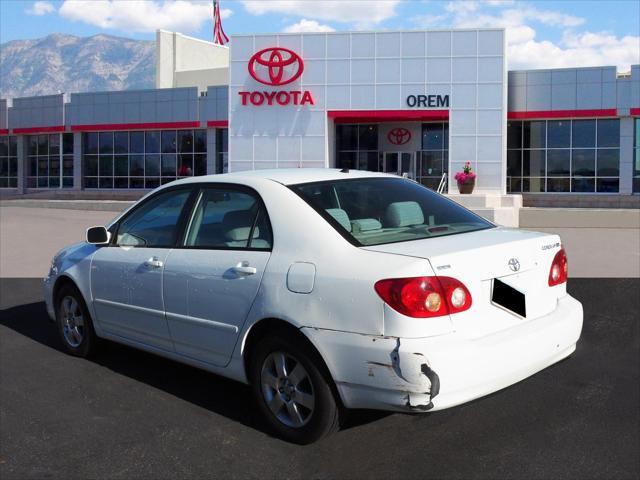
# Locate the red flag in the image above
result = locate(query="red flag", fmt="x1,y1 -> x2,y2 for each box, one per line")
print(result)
213,0 -> 229,45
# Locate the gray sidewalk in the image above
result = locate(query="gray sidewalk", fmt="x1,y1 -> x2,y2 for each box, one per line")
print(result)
1,205 -> 638,278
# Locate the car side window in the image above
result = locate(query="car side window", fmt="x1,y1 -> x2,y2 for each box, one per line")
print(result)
184,187 -> 272,250
116,189 -> 191,248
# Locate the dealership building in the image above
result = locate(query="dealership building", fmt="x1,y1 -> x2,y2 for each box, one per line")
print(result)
1,28 -> 639,222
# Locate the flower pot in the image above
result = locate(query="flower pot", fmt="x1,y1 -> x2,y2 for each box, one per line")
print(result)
457,179 -> 475,194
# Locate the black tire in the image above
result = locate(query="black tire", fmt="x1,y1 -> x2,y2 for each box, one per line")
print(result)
249,330 -> 341,444
55,283 -> 99,358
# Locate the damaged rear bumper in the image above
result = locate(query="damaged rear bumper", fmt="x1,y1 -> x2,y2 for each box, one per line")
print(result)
301,294 -> 583,413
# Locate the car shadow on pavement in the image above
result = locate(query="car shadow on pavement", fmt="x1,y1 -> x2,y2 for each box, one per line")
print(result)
0,300 -> 390,436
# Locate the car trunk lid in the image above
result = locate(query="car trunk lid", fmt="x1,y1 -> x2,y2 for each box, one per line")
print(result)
364,227 -> 565,339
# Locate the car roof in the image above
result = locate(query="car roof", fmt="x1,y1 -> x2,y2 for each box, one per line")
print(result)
174,168 -> 396,187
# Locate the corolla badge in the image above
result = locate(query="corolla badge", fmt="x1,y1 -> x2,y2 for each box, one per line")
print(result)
508,258 -> 521,272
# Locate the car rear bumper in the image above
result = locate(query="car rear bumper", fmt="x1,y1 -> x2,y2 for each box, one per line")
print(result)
303,294 -> 583,412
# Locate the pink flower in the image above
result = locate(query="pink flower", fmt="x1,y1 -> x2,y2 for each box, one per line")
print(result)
455,161 -> 476,182
455,171 -> 476,183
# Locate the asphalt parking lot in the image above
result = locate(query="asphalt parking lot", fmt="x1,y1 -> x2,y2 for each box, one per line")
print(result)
0,278 -> 638,479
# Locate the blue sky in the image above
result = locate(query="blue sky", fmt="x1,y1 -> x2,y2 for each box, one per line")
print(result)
1,0 -> 638,70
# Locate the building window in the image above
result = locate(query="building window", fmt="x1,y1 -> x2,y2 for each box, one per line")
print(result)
83,129 -> 207,189
418,122 -> 449,191
216,128 -> 228,173
0,136 -> 18,188
27,133 -> 74,188
336,124 -> 380,171
507,119 -> 620,193
634,118 -> 640,193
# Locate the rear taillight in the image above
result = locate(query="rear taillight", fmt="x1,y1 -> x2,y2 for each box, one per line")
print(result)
548,247 -> 568,286
374,276 -> 472,318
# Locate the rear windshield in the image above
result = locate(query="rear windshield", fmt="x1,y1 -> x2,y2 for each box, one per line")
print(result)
290,177 -> 494,246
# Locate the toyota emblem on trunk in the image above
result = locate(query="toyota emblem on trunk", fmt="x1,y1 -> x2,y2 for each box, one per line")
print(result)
508,258 -> 521,272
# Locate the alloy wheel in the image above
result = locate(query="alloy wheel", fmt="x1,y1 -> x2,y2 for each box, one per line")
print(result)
60,295 -> 85,348
260,351 -> 315,428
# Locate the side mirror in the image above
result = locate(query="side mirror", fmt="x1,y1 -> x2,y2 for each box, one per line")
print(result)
86,226 -> 111,245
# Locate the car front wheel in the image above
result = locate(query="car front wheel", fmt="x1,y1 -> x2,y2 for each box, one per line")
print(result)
55,284 -> 98,358
250,332 -> 341,444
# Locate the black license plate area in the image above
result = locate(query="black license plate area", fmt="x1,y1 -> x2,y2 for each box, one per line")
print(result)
492,278 -> 526,318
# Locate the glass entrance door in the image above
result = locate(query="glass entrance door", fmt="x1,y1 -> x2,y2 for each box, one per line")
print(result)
383,152 -> 415,179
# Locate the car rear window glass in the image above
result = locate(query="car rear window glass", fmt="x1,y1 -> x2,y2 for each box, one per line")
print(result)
291,177 -> 493,246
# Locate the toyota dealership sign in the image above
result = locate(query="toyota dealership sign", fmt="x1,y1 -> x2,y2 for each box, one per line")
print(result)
387,128 -> 412,146
239,47 -> 315,106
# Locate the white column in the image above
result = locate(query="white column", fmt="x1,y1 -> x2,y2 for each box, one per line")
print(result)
619,117 -> 634,194
16,135 -> 27,194
72,131 -> 83,190
206,127 -> 217,174
58,132 -> 64,189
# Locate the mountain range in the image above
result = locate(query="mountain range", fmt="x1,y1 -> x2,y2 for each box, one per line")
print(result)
0,33 -> 155,99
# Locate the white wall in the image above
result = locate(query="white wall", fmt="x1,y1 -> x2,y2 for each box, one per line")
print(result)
175,68 -> 229,90
228,29 -> 507,193
156,30 -> 230,92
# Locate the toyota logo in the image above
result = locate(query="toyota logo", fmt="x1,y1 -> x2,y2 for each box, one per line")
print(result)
508,258 -> 521,272
387,128 -> 412,146
248,47 -> 304,86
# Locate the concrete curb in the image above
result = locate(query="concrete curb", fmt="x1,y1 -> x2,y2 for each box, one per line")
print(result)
521,208 -> 640,229
0,200 -> 134,212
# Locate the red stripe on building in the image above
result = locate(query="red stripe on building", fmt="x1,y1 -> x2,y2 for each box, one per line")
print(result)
328,110 -> 449,124
71,121 -> 200,132
508,109 -> 618,120
630,108 -> 640,116
0,129 -> 9,135
207,120 -> 229,128
13,125 -> 66,134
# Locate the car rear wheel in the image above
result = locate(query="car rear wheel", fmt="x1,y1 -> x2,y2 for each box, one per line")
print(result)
55,284 -> 98,358
249,331 -> 341,444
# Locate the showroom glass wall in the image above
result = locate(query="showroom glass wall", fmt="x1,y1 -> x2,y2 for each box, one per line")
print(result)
83,129 -> 207,189
419,123 -> 449,191
335,124 -> 380,172
507,119 -> 620,193
334,123 -> 449,191
0,136 -> 18,188
27,134 -> 74,188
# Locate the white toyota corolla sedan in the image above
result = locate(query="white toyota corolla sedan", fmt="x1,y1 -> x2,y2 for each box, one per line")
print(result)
44,169 -> 583,443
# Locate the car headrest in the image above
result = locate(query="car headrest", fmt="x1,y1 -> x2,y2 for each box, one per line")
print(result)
351,218 -> 382,233
385,201 -> 425,227
326,208 -> 352,232
223,210 -> 259,241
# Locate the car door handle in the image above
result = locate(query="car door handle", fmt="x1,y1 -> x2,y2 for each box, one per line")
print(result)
232,262 -> 257,276
144,257 -> 164,268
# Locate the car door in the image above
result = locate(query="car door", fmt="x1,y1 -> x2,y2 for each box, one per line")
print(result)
163,185 -> 272,367
90,187 -> 194,351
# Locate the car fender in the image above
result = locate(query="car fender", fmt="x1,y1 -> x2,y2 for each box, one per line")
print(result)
49,243 -> 102,336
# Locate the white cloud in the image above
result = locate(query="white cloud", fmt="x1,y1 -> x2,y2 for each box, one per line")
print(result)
58,0 -> 232,34
484,0 -> 515,6
414,1 -> 638,71
26,1 -> 55,16
411,13 -> 449,28
241,1 -> 401,28
509,32 -> 640,70
518,6 -> 584,28
284,19 -> 335,33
